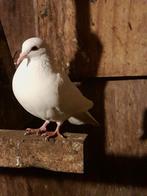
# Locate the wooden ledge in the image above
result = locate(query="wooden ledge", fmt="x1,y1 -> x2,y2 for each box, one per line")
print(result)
0,129 -> 87,173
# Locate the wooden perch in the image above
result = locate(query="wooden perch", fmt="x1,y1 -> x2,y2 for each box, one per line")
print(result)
0,129 -> 87,173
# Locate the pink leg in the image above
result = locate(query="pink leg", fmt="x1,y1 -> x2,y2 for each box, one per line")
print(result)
24,120 -> 49,136
39,120 -> 50,131
42,122 -> 64,140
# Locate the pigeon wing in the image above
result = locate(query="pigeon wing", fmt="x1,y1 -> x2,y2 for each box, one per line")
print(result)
57,72 -> 93,116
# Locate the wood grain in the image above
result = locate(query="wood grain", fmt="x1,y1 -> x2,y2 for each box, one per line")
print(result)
92,0 -> 147,77
0,0 -> 36,56
0,170 -> 147,196
0,1 -> 147,195
0,22 -> 15,83
0,22 -> 35,129
0,130 -> 87,173
1,0 -> 146,78
34,0 -> 77,72
79,78 -> 147,156
104,79 -> 147,155
35,0 -> 147,78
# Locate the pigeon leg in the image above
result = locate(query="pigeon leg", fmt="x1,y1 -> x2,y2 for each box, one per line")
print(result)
42,122 -> 64,140
24,120 -> 49,136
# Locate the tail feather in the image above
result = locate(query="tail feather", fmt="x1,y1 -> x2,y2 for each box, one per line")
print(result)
68,112 -> 99,126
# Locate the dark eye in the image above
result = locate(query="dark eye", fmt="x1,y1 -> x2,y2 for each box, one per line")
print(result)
31,46 -> 38,51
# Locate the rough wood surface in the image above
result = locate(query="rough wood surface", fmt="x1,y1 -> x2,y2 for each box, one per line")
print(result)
1,1 -> 147,195
37,0 -> 147,78
104,79 -> 147,156
0,0 -> 36,57
91,0 -> 147,77
0,21 -> 15,83
80,78 -> 147,156
1,0 -> 147,78
0,130 -> 87,173
34,0 -> 76,72
0,170 -> 147,196
0,22 -> 35,129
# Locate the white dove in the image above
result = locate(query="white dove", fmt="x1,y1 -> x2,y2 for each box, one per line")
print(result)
12,37 -> 98,139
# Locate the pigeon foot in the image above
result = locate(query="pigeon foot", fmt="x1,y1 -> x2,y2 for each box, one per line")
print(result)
24,128 -> 47,136
24,120 -> 49,136
41,131 -> 64,141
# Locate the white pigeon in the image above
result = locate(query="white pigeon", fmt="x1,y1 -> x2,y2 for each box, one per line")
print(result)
12,37 -> 98,139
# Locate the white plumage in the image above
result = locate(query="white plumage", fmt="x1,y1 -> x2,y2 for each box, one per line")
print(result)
12,37 -> 98,139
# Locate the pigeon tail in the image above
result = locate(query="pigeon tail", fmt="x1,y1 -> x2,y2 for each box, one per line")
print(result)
68,112 -> 99,126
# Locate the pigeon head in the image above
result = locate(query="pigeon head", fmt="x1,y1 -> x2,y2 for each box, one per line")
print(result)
16,37 -> 43,65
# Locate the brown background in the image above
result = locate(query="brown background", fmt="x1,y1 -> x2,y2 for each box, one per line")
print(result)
0,0 -> 147,195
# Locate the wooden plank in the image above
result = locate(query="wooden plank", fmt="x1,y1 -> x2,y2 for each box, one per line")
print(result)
91,0 -> 147,77
0,130 -> 87,173
0,21 -> 15,83
0,0 -> 36,56
1,0 -> 146,78
34,0 -> 76,72
0,22 -> 34,129
0,170 -> 147,196
34,0 -> 147,79
104,79 -> 147,156
81,78 -> 147,156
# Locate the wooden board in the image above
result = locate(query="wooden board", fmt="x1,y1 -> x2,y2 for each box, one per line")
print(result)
0,130 -> 87,173
80,78 -> 147,156
104,79 -> 147,155
0,1 -> 147,195
34,0 -> 77,72
0,22 -> 34,129
91,0 -> 147,77
0,0 -> 36,57
1,0 -> 147,78
0,21 -> 15,83
0,170 -> 147,196
35,0 -> 147,78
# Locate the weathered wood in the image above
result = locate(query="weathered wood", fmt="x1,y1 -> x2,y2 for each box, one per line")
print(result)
1,1 -> 147,195
0,130 -> 87,173
80,78 -> 147,156
0,22 -> 34,129
30,0 -> 147,78
0,0 -> 36,56
0,21 -> 15,83
1,170 -> 147,196
34,0 -> 77,72
105,79 -> 147,156
91,0 -> 147,77
1,0 -> 147,78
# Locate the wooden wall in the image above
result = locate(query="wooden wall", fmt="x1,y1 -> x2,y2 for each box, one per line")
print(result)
1,0 -> 147,78
0,0 -> 147,195
0,0 -> 36,56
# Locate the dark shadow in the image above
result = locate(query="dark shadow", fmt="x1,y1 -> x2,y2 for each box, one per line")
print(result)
68,0 -> 106,177
69,1 -> 103,81
1,157 -> 147,187
140,109 -> 147,140
78,79 -> 106,175
67,0 -> 147,188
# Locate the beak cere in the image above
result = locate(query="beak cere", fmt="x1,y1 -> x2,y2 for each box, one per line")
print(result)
16,52 -> 27,65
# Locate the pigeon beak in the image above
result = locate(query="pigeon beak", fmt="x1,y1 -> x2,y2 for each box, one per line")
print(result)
16,52 -> 28,65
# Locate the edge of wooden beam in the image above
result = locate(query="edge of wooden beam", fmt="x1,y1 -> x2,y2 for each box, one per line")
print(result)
0,129 -> 87,174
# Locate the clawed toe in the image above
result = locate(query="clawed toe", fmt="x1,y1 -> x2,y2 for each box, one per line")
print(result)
24,128 -> 36,135
45,132 -> 65,141
41,131 -> 57,141
24,124 -> 65,141
24,128 -> 46,136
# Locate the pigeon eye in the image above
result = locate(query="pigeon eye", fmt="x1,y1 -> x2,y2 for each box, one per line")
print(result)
31,46 -> 38,51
